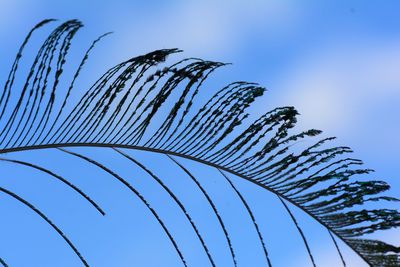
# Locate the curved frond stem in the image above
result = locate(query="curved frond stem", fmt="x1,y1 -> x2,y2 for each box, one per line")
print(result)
0,19 -> 55,120
278,196 -> 316,267
216,169 -> 273,267
10,21 -> 81,147
40,32 -> 113,144
58,148 -> 188,267
167,155 -> 238,267
1,21 -> 82,147
0,158 -> 105,215
0,186 -> 89,267
0,20 -> 60,142
163,82 -> 247,152
47,61 -> 128,143
328,229 -> 347,267
30,22 -> 83,145
114,148 -> 218,267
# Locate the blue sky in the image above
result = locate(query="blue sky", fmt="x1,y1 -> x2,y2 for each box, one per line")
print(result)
0,1 -> 399,266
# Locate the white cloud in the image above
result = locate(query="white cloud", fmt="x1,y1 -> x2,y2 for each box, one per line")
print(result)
109,0 -> 301,59
278,40 -> 400,136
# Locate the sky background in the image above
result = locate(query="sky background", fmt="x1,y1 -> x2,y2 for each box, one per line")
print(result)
0,1 -> 399,266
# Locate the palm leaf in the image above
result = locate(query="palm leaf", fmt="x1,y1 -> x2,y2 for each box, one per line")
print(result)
0,19 -> 399,267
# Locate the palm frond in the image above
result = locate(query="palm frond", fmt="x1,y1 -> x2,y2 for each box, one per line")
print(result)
0,20 -> 399,266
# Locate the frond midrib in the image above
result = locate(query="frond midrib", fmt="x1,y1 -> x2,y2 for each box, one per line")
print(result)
0,142 -> 372,266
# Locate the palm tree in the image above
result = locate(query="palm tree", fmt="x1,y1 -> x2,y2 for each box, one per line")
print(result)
0,19 -> 398,267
